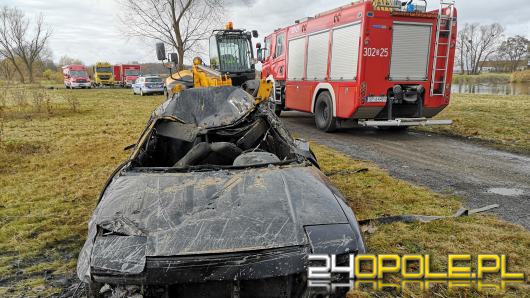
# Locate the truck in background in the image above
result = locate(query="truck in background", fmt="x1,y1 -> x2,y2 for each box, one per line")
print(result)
93,62 -> 114,87
113,64 -> 142,88
62,64 -> 91,89
259,0 -> 457,131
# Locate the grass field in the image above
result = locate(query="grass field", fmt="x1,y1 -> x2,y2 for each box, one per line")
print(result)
0,88 -> 528,297
416,93 -> 530,153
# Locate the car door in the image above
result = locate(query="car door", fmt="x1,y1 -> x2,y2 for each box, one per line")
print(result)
133,78 -> 141,93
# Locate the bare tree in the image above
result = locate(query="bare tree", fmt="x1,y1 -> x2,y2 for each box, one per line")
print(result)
0,6 -> 51,83
0,7 -> 26,82
455,32 -> 466,74
498,35 -> 529,72
118,0 -> 224,70
457,23 -> 505,75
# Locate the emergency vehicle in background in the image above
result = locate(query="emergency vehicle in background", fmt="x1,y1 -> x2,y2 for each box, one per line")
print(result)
259,0 -> 457,131
93,62 -> 114,87
113,64 -> 142,87
62,65 -> 91,89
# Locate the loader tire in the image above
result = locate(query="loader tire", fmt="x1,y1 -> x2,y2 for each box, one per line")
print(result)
314,91 -> 337,132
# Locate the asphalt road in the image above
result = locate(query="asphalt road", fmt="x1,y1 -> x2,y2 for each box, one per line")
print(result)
280,111 -> 530,229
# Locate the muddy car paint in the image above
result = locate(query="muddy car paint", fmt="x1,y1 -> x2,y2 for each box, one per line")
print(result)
77,86 -> 365,296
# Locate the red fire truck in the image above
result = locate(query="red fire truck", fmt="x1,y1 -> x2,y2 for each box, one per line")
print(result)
113,64 -> 142,87
62,64 -> 91,89
259,0 -> 457,131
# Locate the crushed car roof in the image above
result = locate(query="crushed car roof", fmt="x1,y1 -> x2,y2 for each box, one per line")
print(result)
153,87 -> 255,128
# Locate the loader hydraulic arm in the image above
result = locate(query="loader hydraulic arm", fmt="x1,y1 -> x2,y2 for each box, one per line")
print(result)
192,57 -> 232,88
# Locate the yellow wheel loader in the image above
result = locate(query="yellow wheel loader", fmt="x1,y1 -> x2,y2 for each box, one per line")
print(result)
156,22 -> 272,104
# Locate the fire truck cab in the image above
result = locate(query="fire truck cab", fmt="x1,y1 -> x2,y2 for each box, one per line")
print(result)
259,0 -> 457,131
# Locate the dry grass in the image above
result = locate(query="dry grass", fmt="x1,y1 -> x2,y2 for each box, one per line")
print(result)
417,93 -> 530,154
311,145 -> 530,297
0,89 -> 528,297
510,70 -> 530,83
0,89 -> 163,297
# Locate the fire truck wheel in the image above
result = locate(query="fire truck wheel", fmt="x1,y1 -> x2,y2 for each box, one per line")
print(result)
314,92 -> 337,132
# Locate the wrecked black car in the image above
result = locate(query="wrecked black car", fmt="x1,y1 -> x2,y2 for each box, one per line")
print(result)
78,86 -> 365,297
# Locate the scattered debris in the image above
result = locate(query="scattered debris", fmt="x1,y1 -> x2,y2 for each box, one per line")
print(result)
359,204 -> 499,227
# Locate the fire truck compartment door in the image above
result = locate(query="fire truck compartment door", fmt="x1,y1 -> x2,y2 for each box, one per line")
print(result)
287,37 -> 306,80
306,31 -> 329,80
389,22 -> 432,81
330,23 -> 361,81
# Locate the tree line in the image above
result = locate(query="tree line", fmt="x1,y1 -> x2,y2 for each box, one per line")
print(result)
456,23 -> 529,75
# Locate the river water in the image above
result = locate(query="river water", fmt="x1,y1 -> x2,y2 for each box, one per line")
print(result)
451,81 -> 530,95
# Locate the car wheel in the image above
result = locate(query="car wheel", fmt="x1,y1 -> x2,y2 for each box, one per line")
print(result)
314,91 -> 337,132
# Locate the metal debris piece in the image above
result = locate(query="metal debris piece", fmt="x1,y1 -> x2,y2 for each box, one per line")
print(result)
359,204 -> 500,226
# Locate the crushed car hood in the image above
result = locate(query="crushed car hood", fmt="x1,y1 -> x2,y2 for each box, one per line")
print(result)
94,165 -> 347,256
78,165 -> 350,280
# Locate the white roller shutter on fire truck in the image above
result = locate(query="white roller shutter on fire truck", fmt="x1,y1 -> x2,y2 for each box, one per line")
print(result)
287,37 -> 306,80
389,22 -> 432,81
306,31 -> 329,80
330,23 -> 361,81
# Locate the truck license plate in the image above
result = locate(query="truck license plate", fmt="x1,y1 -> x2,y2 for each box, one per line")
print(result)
365,96 -> 387,103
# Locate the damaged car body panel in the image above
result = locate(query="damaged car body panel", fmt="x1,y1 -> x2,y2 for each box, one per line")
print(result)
78,86 -> 365,296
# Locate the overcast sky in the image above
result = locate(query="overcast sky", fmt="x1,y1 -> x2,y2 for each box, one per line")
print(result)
3,0 -> 530,65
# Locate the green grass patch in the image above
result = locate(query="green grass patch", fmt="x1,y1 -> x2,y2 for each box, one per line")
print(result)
416,93 -> 530,153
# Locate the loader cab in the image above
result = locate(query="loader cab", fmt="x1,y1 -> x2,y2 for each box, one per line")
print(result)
209,24 -> 257,86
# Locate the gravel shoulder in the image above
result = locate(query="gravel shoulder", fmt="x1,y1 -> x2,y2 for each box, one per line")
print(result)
281,111 -> 530,229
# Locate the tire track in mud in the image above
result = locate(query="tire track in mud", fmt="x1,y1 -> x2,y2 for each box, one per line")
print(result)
280,111 -> 530,229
